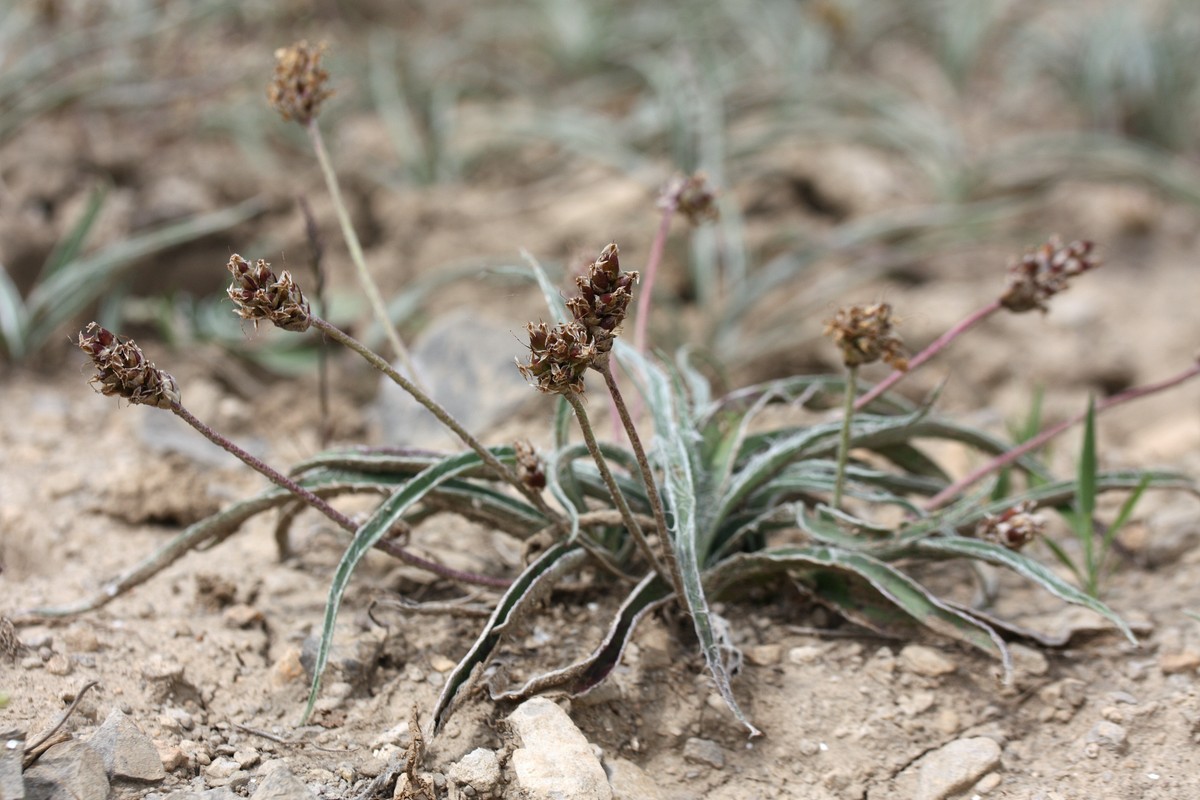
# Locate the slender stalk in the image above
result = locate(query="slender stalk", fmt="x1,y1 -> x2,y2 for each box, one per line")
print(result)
856,299 -> 1002,410
310,315 -> 558,519
169,403 -> 508,587
925,360 -> 1200,510
832,366 -> 858,510
601,365 -> 685,599
306,119 -> 417,380
634,196 -> 677,355
564,392 -> 669,580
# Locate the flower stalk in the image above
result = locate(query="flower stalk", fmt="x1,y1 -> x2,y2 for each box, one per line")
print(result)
78,324 -> 506,588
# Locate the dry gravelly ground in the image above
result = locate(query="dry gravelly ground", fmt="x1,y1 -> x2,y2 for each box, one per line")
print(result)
4,8 -> 1200,800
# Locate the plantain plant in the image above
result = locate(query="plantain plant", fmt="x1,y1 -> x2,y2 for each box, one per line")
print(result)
26,42 -> 1200,740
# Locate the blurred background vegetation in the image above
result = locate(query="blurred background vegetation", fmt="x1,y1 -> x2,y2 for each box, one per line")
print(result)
3,0 -> 1199,379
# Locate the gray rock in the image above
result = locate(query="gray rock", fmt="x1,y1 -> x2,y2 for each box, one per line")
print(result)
605,757 -> 665,800
23,740 -> 109,800
155,790 -> 240,800
374,311 -> 534,447
508,698 -> 612,800
300,624 -> 382,694
447,748 -> 501,794
250,762 -> 315,800
914,737 -> 1001,800
0,729 -> 25,800
1087,721 -> 1129,753
681,737 -> 725,769
88,708 -> 167,783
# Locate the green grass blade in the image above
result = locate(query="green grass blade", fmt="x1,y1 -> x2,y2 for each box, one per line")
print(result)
1077,396 -> 1099,592
39,184 -> 107,283
302,450 -> 497,724
1103,473 -> 1153,559
0,265 -> 28,359
433,542 -> 588,732
23,197 -> 265,355
916,535 -> 1135,643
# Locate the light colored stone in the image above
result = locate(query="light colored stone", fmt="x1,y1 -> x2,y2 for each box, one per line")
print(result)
914,737 -> 1001,800
250,762 -> 315,800
682,737 -> 725,769
447,748 -> 501,794
1159,651 -> 1200,675
508,697 -> 612,800
605,757 -> 664,800
88,708 -> 167,783
1086,721 -> 1128,753
744,644 -> 783,666
899,644 -> 957,677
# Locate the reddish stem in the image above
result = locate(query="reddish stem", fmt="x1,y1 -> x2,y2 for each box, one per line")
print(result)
856,299 -> 1003,411
634,197 -> 678,354
170,404 -> 510,588
925,360 -> 1200,510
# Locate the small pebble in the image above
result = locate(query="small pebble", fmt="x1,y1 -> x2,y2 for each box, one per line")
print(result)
45,653 -> 72,675
899,644 -> 956,677
1159,652 -> 1200,675
744,644 -> 783,666
682,737 -> 725,769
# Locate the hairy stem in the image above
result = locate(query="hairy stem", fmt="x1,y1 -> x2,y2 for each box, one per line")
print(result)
306,119 -> 416,380
925,359 -> 1200,510
169,403 -> 508,587
565,392 -> 669,579
601,364 -> 685,599
856,299 -> 1002,410
310,315 -> 557,519
832,365 -> 858,510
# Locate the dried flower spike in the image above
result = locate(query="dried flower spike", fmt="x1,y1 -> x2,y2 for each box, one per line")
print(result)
976,500 -> 1044,550
517,321 -> 595,395
514,439 -> 546,491
566,243 -> 639,360
662,173 -> 719,226
267,40 -> 334,125
824,302 -> 908,370
1000,237 -> 1098,314
226,254 -> 312,332
79,323 -> 180,409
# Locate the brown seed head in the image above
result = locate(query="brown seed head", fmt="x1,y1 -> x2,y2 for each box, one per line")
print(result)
975,500 -> 1044,550
226,254 -> 312,332
823,302 -> 908,370
1000,237 -> 1098,313
267,40 -> 333,125
516,320 -> 596,395
662,173 -> 719,226
567,242 -> 639,359
514,439 -> 546,491
78,322 -> 180,409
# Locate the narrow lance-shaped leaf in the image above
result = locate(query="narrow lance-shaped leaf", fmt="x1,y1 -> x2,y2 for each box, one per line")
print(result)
302,450 -> 501,724
433,543 -> 588,732
616,342 -> 761,736
490,573 -> 673,701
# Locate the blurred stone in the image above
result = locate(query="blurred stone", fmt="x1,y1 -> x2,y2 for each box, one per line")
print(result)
250,762 -> 314,800
508,698 -> 611,800
899,644 -> 956,677
0,729 -> 24,800
88,708 -> 167,783
24,740 -> 109,800
605,757 -> 664,800
1160,651 -> 1200,675
682,737 -> 725,769
912,737 -> 1001,800
374,311 -> 533,447
447,748 -> 501,795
